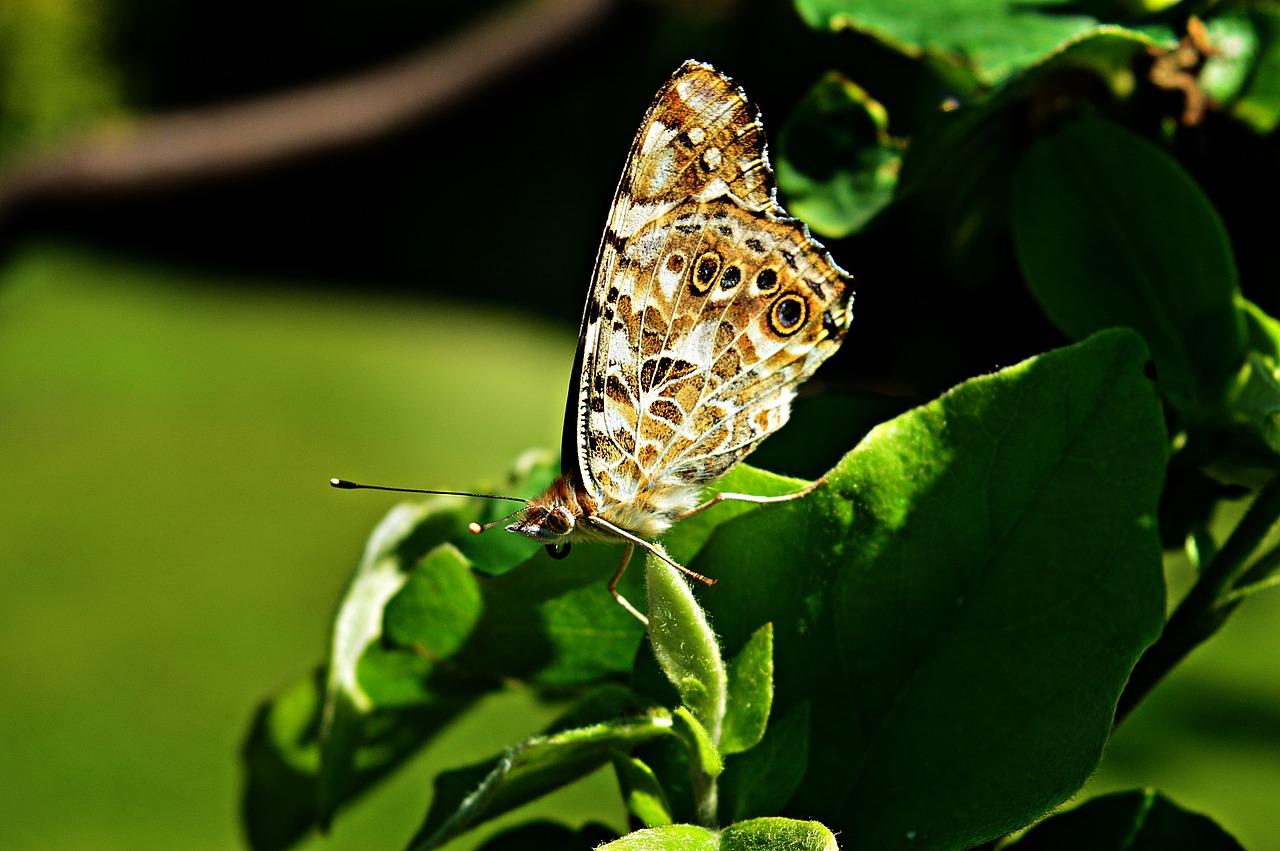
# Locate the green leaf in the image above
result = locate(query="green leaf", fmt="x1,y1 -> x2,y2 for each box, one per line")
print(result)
596,824 -> 718,851
256,455 -> 654,842
1200,12 -> 1261,109
1244,298 -> 1280,363
612,753 -> 674,828
407,711 -> 675,850
794,0 -> 1106,83
672,706 -> 724,779
384,543 -> 482,659
1012,116 -> 1245,419
697,329 -> 1168,849
1235,300 -> 1280,455
899,26 -> 1168,201
896,27 -> 1167,284
720,702 -> 810,822
627,734 -> 697,828
660,465 -> 806,564
316,498 -> 469,826
453,449 -> 557,575
240,669 -> 466,851
720,623 -> 773,755
720,817 -> 840,851
1225,352 -> 1280,458
450,532 -> 647,685
241,671 -> 325,851
1224,5 -> 1280,133
776,72 -> 900,238
647,555 -> 726,740
1010,788 -> 1246,850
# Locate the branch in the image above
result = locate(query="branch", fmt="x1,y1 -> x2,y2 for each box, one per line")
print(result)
0,0 -> 613,217
1116,470 -> 1280,724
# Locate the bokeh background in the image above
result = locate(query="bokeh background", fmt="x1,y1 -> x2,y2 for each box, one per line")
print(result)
2,1 -> 1278,849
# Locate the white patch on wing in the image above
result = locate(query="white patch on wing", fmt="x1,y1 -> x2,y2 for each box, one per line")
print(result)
676,77 -> 717,112
648,149 -> 676,195
611,269 -> 637,298
626,228 -> 668,268
702,148 -> 722,170
687,126 -> 705,144
696,177 -> 732,202
657,254 -> 683,300
608,326 -> 632,366
619,200 -> 675,237
684,313 -> 715,368
641,120 -> 677,156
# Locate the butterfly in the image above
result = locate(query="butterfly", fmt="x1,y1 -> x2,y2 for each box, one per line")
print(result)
334,60 -> 853,625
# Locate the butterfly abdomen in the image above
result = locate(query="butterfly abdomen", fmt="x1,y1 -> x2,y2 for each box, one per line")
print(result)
597,481 -> 703,539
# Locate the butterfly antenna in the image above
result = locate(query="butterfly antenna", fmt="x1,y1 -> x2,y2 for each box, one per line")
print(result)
329,478 -> 528,504
467,504 -> 529,535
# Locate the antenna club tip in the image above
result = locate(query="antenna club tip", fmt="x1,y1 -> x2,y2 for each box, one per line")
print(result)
330,478 -> 357,489
467,522 -> 483,535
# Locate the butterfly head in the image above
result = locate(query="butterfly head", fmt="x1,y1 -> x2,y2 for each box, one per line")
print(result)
501,476 -> 593,560
505,503 -> 575,544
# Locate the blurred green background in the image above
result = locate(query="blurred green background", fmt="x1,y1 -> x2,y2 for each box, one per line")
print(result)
2,0 -> 1278,849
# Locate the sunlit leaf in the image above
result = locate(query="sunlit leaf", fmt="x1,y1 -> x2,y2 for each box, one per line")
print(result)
794,0 -> 1104,82
720,623 -> 773,755
698,329 -> 1167,849
612,753 -> 674,828
721,817 -> 840,851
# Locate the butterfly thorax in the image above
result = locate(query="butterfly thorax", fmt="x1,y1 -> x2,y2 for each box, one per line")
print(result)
507,473 -> 702,545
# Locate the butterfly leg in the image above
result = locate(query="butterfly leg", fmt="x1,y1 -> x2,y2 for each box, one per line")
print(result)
678,476 -> 825,521
590,513 -> 718,599
608,543 -> 649,626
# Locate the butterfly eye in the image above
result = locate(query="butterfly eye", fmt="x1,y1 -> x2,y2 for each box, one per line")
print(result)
769,293 -> 809,337
546,543 -> 572,560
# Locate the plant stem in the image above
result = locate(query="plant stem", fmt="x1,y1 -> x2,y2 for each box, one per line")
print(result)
1233,535 -> 1280,589
1116,471 -> 1280,724
692,764 -> 719,828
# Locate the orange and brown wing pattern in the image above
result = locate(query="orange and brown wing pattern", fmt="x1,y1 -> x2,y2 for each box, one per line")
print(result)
615,60 -> 779,216
638,204 -> 851,486
570,61 -> 853,513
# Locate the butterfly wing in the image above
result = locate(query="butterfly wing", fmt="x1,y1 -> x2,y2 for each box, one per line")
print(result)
569,61 -> 853,509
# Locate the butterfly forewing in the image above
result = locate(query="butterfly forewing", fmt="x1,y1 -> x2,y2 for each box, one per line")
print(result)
571,61 -> 853,514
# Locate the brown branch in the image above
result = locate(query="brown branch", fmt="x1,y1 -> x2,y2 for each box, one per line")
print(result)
0,0 -> 613,216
